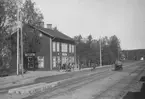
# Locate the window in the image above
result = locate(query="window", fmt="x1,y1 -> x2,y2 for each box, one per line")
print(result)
53,42 -> 56,52
66,44 -> 68,52
62,57 -> 69,64
72,57 -> 75,63
61,43 -> 68,52
69,57 -> 72,63
69,44 -> 71,53
72,45 -> 74,53
69,56 -> 74,63
57,42 -> 60,52
53,57 -> 56,68
37,56 -> 44,68
57,56 -> 60,64
62,57 -> 65,64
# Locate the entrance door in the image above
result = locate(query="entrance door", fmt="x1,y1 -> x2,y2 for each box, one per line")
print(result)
28,56 -> 34,69
24,53 -> 36,70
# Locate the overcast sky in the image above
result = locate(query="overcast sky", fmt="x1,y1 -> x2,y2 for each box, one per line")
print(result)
34,0 -> 145,50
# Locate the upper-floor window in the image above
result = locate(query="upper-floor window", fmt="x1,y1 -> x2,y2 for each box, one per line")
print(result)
57,42 -> 60,52
72,45 -> 74,53
69,44 -> 71,53
53,42 -> 56,52
61,43 -> 67,52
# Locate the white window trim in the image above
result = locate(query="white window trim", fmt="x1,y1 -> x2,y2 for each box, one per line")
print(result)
61,43 -> 68,52
69,44 -> 71,53
72,45 -> 74,53
57,42 -> 60,52
53,56 -> 56,68
53,42 -> 56,52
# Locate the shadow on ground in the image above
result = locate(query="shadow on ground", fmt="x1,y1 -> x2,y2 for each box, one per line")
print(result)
123,76 -> 145,99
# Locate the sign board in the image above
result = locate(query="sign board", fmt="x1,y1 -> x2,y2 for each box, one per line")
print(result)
25,53 -> 35,56
62,53 -> 67,56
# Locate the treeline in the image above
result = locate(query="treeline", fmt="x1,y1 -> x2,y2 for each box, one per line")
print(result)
74,35 -> 121,67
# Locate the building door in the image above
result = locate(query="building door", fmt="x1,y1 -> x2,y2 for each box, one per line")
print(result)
25,53 -> 35,70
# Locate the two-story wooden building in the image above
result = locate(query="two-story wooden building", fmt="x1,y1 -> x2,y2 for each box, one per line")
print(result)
11,24 -> 76,71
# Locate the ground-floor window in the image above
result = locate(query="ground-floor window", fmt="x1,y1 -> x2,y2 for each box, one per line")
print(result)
37,56 -> 44,68
53,56 -> 56,68
62,57 -> 67,65
57,56 -> 60,64
68,56 -> 74,63
72,56 -> 75,63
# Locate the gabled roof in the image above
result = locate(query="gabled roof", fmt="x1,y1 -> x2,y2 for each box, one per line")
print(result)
11,24 -> 75,43
39,27 -> 74,41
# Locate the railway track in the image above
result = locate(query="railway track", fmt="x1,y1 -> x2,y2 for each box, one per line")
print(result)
93,62 -> 145,99
24,68 -> 112,99
24,62 -> 144,99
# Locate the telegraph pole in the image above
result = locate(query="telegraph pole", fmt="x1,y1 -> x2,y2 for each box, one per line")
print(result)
118,48 -> 119,60
127,51 -> 128,60
117,43 -> 120,61
16,0 -> 20,75
16,0 -> 23,75
100,36 -> 102,66
20,14 -> 23,76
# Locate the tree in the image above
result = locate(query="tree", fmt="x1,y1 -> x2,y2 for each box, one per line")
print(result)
87,34 -> 93,44
10,0 -> 44,54
0,0 -> 17,69
109,35 -> 121,60
74,35 -> 82,44
74,34 -> 122,67
22,0 -> 44,53
22,0 -> 44,26
0,0 -> 44,70
23,28 -> 42,53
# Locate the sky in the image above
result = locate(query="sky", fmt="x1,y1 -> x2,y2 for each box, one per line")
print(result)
34,0 -> 145,50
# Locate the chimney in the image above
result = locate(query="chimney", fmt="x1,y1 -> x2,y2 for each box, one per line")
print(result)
47,24 -> 52,29
39,22 -> 44,28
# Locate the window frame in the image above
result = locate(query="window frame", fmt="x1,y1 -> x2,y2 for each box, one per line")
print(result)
53,42 -> 56,52
69,44 -> 71,53
61,43 -> 68,52
53,56 -> 56,68
57,42 -> 60,52
72,45 -> 74,53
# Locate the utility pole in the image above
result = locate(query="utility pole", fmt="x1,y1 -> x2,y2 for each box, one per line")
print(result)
118,48 -> 119,60
100,36 -> 102,66
118,44 -> 119,60
78,56 -> 80,69
16,0 -> 20,75
127,51 -> 128,60
20,13 -> 23,76
16,0 -> 23,75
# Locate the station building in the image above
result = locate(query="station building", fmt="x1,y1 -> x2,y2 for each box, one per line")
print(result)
11,24 -> 76,71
